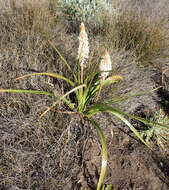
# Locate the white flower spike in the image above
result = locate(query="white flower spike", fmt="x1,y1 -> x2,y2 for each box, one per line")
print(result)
100,50 -> 112,80
78,22 -> 89,68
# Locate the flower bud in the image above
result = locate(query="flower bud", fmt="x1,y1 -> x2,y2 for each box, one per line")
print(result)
100,50 -> 112,80
78,22 -> 89,67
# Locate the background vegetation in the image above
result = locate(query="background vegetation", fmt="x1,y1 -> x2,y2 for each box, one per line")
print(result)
0,0 -> 169,189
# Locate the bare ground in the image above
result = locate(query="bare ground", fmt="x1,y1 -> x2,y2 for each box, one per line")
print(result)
1,64 -> 169,190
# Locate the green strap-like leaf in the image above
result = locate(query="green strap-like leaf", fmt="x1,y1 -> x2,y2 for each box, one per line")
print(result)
87,75 -> 123,101
101,75 -> 123,87
87,104 -> 151,148
40,84 -> 86,117
105,185 -> 114,190
0,89 -> 54,96
124,112 -> 169,130
48,40 -> 72,72
16,72 -> 74,86
105,86 -> 161,105
89,119 -> 108,190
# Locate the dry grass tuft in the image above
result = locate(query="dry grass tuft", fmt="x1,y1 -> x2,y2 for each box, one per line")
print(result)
0,1 -> 90,189
115,13 -> 168,64
101,0 -> 169,65
0,0 -> 56,74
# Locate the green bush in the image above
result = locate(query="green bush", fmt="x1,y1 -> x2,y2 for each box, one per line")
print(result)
56,0 -> 108,22
51,0 -> 111,33
140,109 -> 169,149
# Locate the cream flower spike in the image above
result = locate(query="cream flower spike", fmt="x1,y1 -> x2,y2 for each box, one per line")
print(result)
99,50 -> 112,80
78,22 -> 89,67
80,22 -> 85,32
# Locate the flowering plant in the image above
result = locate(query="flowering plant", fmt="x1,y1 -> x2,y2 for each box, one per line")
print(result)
0,22 -> 168,190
